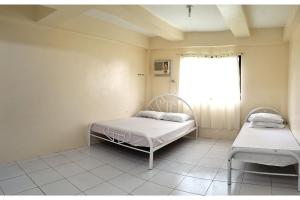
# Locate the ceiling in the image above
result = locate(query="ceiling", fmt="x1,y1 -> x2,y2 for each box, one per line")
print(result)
143,5 -> 294,32
0,4 -> 298,46
143,5 -> 228,32
244,5 -> 294,28
84,9 -> 156,37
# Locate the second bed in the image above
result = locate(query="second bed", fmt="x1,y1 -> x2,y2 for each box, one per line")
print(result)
228,107 -> 300,191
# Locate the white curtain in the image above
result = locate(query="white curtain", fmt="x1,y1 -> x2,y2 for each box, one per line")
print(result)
179,56 -> 241,130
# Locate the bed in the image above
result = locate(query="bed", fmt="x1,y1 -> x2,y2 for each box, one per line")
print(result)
227,107 -> 300,191
89,94 -> 198,169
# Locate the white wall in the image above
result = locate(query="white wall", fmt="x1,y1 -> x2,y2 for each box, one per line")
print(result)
148,29 -> 289,138
0,19 -> 147,163
288,24 -> 300,144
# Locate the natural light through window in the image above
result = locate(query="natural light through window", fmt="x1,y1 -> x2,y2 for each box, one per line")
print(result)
179,56 -> 240,107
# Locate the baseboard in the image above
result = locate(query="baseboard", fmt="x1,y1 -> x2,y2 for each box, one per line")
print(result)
199,128 -> 239,139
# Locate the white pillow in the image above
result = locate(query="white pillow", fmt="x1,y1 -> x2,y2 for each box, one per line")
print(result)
248,112 -> 284,124
161,112 -> 191,123
135,110 -> 164,120
249,121 -> 285,128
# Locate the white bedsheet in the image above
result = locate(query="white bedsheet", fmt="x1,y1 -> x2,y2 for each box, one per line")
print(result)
91,117 -> 195,148
232,122 -> 300,166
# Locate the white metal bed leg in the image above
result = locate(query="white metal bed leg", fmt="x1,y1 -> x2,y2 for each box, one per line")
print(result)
149,151 -> 153,170
228,158 -> 232,185
147,138 -> 154,170
298,164 -> 300,192
87,130 -> 91,147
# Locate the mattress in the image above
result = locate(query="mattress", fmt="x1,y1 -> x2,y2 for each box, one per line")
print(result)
91,117 -> 195,148
232,122 -> 300,166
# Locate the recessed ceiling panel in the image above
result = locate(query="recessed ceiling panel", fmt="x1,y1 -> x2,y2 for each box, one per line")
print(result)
143,5 -> 228,32
244,5 -> 294,28
84,9 -> 155,36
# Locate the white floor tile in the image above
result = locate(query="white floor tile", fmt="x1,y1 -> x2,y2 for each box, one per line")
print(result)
271,176 -> 298,189
0,164 -> 25,181
150,171 -> 185,188
131,181 -> 172,195
90,164 -> 124,180
239,183 -> 271,195
74,157 -> 105,170
59,149 -> 87,161
54,163 -> 84,178
0,175 -> 36,195
197,157 -> 225,168
242,173 -> 271,186
176,177 -> 212,195
272,182 -> 298,189
206,181 -> 241,195
169,189 -> 197,195
187,166 -> 218,180
271,187 -> 300,195
3,138 -> 299,196
17,158 -> 49,173
128,165 -> 160,180
205,148 -> 230,159
170,154 -> 202,165
89,151 -> 121,163
28,168 -> 63,186
16,187 -> 44,195
221,160 -> 246,170
110,158 -> 140,172
214,169 -> 243,183
42,154 -> 70,167
109,173 -> 145,193
40,179 -> 80,195
84,182 -> 127,195
67,172 -> 104,191
155,160 -> 194,175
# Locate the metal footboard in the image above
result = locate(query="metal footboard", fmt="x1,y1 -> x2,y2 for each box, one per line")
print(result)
89,127 -> 197,169
227,148 -> 300,191
88,94 -> 198,170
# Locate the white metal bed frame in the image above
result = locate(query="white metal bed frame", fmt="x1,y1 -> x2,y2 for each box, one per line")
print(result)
89,94 -> 198,169
227,107 -> 300,191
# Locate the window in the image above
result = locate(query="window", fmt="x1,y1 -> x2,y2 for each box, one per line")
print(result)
179,56 -> 241,130
179,56 -> 241,105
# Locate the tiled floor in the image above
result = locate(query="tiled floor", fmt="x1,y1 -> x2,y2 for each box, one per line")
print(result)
0,137 -> 299,195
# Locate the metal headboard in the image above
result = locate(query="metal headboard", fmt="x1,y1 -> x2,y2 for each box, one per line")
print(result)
145,94 -> 198,126
245,106 -> 284,122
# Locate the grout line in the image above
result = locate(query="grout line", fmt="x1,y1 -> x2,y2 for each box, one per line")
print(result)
172,187 -> 204,196
15,162 -> 47,195
1,139 -> 240,196
14,187 -> 43,195
47,161 -> 91,194
0,184 -> 4,195
104,172 -> 144,194
18,163 -> 51,175
203,179 -> 213,196
0,173 -> 25,183
18,152 -> 90,195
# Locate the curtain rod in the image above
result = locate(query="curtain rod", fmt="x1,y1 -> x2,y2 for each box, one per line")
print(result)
177,52 -> 244,57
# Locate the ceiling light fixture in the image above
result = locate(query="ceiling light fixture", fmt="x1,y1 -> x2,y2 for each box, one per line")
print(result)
186,5 -> 193,18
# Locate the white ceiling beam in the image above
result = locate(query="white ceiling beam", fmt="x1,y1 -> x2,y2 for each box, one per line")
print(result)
94,5 -> 184,41
283,6 -> 300,41
217,5 -> 250,37
35,5 -> 91,26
